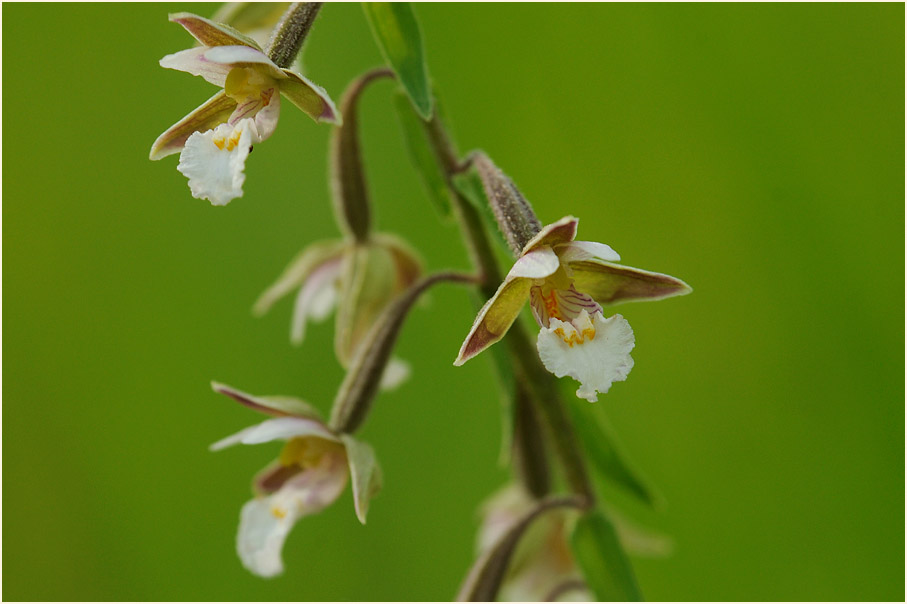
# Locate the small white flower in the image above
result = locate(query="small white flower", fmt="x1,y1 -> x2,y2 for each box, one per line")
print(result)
177,119 -> 257,206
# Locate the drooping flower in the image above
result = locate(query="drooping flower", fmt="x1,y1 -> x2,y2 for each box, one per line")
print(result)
477,484 -> 591,602
253,234 -> 421,389
455,216 -> 691,402
149,13 -> 339,206
210,382 -> 381,578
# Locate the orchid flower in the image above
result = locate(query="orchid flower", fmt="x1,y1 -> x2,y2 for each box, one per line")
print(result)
210,382 -> 381,578
455,216 -> 691,402
149,13 -> 339,206
253,233 -> 422,389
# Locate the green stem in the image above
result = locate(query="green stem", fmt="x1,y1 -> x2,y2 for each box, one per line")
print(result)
422,113 -> 595,503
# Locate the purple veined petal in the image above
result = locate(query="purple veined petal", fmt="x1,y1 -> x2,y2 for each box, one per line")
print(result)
227,86 -> 281,143
278,69 -> 342,124
236,450 -> 349,577
521,216 -> 579,255
290,256 -> 343,346
159,47 -> 234,87
211,381 -> 322,419
529,284 -> 602,328
454,276 -> 533,366
168,12 -> 262,50
150,91 -> 236,160
210,417 -> 339,451
568,259 -> 693,306
203,45 -> 285,80
555,240 -> 621,264
508,247 -> 560,280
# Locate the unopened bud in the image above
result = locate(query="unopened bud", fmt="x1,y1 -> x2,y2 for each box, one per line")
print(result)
266,2 -> 323,68
472,153 -> 542,256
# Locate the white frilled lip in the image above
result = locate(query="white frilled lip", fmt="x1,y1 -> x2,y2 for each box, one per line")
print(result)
209,416 -> 340,451
176,119 -> 255,206
536,310 -> 635,403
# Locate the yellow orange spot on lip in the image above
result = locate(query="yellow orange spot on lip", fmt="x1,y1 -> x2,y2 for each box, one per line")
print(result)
212,136 -> 226,150
271,506 -> 287,519
554,324 -> 596,347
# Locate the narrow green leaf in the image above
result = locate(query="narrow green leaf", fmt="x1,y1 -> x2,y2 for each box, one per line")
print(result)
363,2 -> 433,119
393,90 -> 451,218
568,394 -> 658,507
571,510 -> 643,602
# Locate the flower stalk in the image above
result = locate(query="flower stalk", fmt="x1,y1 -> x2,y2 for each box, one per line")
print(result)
266,2 -> 324,69
331,67 -> 395,242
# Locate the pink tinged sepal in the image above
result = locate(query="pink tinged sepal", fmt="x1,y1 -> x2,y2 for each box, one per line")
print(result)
177,119 -> 256,206
522,216 -> 579,255
341,435 -> 383,524
568,259 -> 693,306
168,12 -> 262,50
278,69 -> 342,124
209,416 -> 340,451
454,277 -> 533,366
211,381 -> 322,419
537,310 -> 635,403
236,451 -> 349,578
149,91 -> 236,160
290,256 -> 342,346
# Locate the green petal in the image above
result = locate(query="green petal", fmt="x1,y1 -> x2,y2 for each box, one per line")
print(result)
334,243 -> 399,366
372,233 -> 423,290
168,12 -> 262,49
279,69 -> 341,124
341,435 -> 382,524
569,259 -> 692,305
454,276 -> 532,366
522,215 -> 578,254
252,239 -> 346,316
149,91 -> 236,160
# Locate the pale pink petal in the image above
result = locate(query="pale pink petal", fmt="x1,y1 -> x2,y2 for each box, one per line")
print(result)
556,240 -> 621,264
159,47 -> 233,87
210,417 -> 338,451
290,257 -> 342,345
203,45 -> 285,80
508,247 -> 560,279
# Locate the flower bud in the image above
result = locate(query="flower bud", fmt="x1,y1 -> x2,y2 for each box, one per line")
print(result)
472,153 -> 542,256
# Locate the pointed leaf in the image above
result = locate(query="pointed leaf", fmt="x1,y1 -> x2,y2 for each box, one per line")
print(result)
571,510 -> 643,602
569,259 -> 692,306
341,435 -> 382,524
362,3 -> 433,119
393,90 -> 451,218
568,398 -> 657,507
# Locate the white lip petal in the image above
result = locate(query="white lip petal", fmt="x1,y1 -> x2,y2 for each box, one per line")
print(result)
177,120 -> 255,206
236,451 -> 349,577
536,310 -> 635,402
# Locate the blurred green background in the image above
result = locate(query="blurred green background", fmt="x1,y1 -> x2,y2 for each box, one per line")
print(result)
3,3 -> 903,601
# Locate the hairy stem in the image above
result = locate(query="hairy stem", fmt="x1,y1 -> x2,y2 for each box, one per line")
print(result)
266,2 -> 323,68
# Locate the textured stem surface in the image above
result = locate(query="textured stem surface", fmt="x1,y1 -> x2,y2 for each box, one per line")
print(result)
266,2 -> 323,68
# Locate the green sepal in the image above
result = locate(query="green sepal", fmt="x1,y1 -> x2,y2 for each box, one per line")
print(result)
393,90 -> 452,219
341,434 -> 382,524
571,510 -> 643,602
568,394 -> 658,508
362,2 -> 433,119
